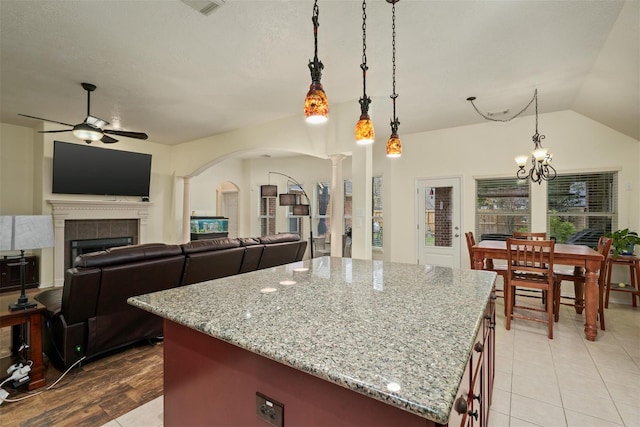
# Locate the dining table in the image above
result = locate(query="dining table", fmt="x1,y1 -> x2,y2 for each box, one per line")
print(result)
472,240 -> 604,341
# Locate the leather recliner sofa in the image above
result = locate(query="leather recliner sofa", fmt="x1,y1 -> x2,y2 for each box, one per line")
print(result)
36,233 -> 307,367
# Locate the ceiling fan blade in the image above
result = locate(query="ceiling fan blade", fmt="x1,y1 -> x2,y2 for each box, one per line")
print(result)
38,129 -> 71,134
103,129 -> 148,140
101,134 -> 118,144
18,113 -> 74,127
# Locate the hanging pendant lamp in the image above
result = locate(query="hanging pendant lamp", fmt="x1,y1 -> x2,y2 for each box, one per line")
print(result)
304,0 -> 329,124
355,0 -> 375,145
386,0 -> 402,158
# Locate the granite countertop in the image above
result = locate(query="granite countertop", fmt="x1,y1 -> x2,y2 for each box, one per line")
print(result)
128,257 -> 496,424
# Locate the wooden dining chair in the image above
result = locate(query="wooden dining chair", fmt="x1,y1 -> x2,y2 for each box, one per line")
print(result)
554,236 -> 612,330
506,238 -> 557,339
513,231 -> 547,240
465,232 -> 508,283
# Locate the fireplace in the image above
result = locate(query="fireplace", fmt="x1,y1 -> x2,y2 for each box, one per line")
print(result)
64,219 -> 138,269
48,200 -> 151,286
70,236 -> 134,265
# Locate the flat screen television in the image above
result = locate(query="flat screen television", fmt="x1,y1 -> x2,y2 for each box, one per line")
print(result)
52,140 -> 152,197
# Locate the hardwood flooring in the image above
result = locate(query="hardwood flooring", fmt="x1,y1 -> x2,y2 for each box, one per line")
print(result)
0,340 -> 163,427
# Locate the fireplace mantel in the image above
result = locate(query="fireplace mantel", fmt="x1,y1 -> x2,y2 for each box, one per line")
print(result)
48,199 -> 152,286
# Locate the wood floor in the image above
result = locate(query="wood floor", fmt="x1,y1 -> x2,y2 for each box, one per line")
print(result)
0,340 -> 163,427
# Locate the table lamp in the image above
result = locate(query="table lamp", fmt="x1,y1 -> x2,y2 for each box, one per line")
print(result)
0,215 -> 54,311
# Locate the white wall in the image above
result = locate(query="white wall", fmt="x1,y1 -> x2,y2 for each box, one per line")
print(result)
384,110 -> 639,265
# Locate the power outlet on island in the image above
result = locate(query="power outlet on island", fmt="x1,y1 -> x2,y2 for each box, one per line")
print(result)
256,392 -> 284,427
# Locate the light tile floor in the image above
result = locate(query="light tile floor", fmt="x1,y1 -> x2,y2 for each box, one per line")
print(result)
102,296 -> 640,427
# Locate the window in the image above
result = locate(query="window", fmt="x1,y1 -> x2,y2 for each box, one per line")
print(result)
316,182 -> 331,240
372,176 -> 383,247
344,180 -> 352,236
476,177 -> 530,240
547,172 -> 617,247
259,191 -> 276,237
286,183 -> 305,235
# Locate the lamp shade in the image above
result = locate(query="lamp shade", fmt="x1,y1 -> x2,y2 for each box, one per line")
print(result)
0,215 -> 54,251
279,193 -> 297,206
355,115 -> 375,145
293,204 -> 310,216
386,133 -> 402,158
260,185 -> 278,197
304,82 -> 329,124
72,123 -> 103,142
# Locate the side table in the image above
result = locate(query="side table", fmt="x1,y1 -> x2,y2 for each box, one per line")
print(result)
0,293 -> 46,390
605,255 -> 640,308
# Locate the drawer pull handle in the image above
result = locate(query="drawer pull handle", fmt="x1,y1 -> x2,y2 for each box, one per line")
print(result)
469,409 -> 479,421
473,393 -> 482,404
474,342 -> 484,353
454,396 -> 468,415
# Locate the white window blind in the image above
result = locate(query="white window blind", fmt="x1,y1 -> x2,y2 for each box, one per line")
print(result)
547,172 -> 617,247
476,177 -> 530,240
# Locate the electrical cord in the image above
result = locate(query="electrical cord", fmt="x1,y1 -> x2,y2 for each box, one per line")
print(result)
0,356 -> 87,404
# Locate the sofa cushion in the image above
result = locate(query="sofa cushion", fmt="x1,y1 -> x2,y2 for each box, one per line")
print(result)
259,233 -> 301,244
181,238 -> 241,254
74,243 -> 182,268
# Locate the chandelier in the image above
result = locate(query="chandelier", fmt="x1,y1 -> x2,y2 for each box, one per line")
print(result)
386,0 -> 402,158
467,88 -> 556,184
355,0 -> 375,145
303,0 -> 329,124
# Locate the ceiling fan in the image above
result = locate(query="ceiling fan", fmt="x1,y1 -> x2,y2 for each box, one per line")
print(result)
19,82 -> 148,144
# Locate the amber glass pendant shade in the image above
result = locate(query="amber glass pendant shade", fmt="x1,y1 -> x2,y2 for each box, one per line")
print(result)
355,114 -> 375,145
386,133 -> 402,158
304,82 -> 329,124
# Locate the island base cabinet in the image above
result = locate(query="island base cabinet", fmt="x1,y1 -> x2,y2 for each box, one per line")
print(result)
448,297 -> 495,427
164,320 -> 443,427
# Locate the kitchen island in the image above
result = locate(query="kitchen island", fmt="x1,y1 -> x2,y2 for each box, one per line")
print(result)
129,257 -> 496,426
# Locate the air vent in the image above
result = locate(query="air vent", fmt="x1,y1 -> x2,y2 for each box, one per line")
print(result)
182,0 -> 225,16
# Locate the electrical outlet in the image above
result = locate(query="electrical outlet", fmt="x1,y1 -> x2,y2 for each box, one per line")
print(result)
256,392 -> 284,427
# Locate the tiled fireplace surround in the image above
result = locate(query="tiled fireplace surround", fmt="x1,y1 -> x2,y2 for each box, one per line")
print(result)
48,200 -> 151,287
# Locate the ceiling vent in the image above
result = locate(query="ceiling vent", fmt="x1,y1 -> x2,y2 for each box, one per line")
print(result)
182,0 -> 225,16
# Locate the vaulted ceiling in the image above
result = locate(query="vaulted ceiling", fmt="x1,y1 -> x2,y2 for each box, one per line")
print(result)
1,0 -> 638,146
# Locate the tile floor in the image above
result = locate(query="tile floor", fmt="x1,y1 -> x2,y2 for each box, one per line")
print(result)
101,295 -> 640,427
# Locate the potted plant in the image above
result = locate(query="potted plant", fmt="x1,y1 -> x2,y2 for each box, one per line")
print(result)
607,228 -> 640,257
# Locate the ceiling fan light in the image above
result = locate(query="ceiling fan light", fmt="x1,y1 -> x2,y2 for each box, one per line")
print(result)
355,115 -> 375,145
304,83 -> 329,124
72,123 -> 103,142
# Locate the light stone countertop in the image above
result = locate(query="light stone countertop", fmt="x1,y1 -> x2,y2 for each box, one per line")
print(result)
128,257 -> 496,424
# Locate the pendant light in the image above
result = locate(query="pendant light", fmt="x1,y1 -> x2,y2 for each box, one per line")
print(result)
386,0 -> 402,158
467,89 -> 556,184
304,0 -> 329,124
355,0 -> 375,145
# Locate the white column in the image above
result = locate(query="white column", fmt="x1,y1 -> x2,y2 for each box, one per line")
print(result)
182,176 -> 192,243
329,154 -> 346,257
351,145 -> 373,260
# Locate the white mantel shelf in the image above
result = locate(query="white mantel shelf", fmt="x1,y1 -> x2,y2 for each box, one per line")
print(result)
48,199 -> 152,286
48,199 -> 152,219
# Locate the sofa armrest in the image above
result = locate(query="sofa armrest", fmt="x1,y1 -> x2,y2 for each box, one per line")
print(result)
35,288 -> 63,317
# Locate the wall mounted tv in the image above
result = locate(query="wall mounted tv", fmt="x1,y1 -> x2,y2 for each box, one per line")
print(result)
52,141 -> 152,197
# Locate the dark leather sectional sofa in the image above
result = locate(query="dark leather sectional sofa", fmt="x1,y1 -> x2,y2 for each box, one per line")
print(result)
35,233 -> 306,368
